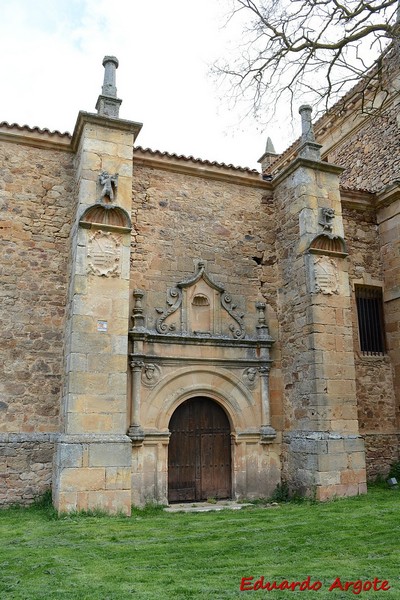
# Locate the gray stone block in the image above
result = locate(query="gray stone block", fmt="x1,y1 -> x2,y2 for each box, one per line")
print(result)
89,442 -> 131,467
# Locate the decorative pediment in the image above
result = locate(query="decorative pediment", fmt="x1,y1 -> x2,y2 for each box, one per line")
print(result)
155,261 -> 246,339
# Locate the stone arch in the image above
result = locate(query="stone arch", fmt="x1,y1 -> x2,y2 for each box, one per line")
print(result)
142,365 -> 257,432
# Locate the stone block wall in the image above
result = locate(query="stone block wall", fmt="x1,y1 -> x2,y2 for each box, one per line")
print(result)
0,141 -> 73,433
378,195 -> 400,473
130,158 -> 276,332
342,204 -> 398,478
0,138 -> 73,505
327,103 -> 400,192
53,435 -> 132,513
0,434 -> 55,505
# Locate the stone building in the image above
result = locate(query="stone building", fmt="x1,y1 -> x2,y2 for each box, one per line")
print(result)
0,53 -> 399,514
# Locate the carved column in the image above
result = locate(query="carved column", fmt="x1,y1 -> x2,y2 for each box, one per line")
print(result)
128,361 -> 145,443
259,366 -> 276,442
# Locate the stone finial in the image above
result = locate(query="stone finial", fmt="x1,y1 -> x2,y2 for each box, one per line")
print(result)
298,105 -> 322,161
265,137 -> 276,154
131,289 -> 145,329
255,301 -> 269,339
102,56 -> 119,97
258,137 -> 278,173
96,55 -> 122,118
299,105 -> 315,143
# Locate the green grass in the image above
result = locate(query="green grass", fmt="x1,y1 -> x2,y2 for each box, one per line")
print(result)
0,486 -> 399,599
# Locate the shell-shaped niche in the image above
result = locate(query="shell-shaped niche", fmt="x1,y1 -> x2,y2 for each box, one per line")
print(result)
79,204 -> 131,231
309,233 -> 347,257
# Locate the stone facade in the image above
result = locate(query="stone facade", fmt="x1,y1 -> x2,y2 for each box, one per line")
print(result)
0,54 -> 399,512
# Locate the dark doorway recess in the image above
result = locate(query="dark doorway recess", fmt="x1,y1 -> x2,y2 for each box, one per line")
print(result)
168,397 -> 232,502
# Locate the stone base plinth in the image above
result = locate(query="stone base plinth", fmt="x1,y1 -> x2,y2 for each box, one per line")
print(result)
53,434 -> 132,515
283,431 -> 367,500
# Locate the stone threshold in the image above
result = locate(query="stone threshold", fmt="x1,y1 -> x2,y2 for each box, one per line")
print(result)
164,501 -> 256,513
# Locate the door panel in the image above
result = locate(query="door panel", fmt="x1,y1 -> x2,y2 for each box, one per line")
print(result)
168,397 -> 231,502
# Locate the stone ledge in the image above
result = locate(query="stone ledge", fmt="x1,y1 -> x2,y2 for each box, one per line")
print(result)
56,434 -> 131,444
0,433 -> 58,443
283,431 -> 362,441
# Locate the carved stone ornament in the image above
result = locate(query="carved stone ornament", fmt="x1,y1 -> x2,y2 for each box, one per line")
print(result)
319,207 -> 335,232
87,230 -> 121,277
155,261 -> 246,339
242,367 -> 258,389
99,170 -> 118,203
141,363 -> 162,387
155,287 -> 182,334
313,256 -> 339,295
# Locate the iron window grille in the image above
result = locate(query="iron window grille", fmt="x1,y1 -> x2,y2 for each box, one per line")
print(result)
355,286 -> 386,355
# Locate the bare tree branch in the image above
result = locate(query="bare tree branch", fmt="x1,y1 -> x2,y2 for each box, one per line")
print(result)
214,0 -> 400,123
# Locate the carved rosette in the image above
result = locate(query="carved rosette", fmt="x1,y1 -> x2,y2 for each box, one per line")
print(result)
242,367 -> 258,389
87,230 -> 121,277
141,363 -> 162,387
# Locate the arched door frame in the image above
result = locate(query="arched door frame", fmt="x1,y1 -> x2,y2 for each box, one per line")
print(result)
168,395 -> 232,502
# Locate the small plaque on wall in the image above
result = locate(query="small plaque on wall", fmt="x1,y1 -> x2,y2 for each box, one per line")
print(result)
97,320 -> 108,332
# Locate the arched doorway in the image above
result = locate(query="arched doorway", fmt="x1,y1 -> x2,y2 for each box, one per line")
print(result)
168,397 -> 232,502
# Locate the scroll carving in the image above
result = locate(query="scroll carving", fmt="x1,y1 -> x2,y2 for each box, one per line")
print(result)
221,293 -> 245,339
155,288 -> 182,333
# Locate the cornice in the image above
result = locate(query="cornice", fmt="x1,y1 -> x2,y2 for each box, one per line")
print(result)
129,330 -> 274,349
272,156 -> 344,188
71,111 -> 143,152
0,124 -> 72,152
133,150 -> 271,189
340,188 -> 376,211
376,180 -> 400,209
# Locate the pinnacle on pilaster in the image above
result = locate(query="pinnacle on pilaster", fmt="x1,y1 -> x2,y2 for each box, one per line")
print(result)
95,55 -> 122,118
258,136 -> 279,173
298,105 -> 322,161
265,137 -> 276,154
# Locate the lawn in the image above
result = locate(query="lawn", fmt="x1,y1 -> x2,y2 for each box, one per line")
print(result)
0,486 -> 399,599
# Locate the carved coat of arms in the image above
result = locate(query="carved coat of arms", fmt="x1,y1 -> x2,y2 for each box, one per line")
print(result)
87,230 -> 121,277
313,256 -> 339,295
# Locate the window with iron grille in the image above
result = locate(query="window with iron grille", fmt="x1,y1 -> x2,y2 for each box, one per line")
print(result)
355,286 -> 386,355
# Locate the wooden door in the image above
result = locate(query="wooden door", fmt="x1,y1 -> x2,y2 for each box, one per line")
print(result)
168,397 -> 231,502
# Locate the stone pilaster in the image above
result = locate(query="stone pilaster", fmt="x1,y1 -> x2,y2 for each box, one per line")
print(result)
273,108 -> 366,500
52,89 -> 142,513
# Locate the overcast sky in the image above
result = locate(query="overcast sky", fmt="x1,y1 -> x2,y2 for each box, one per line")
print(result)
0,0 -> 299,169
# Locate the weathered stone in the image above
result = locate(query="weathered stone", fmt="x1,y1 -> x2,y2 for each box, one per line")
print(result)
1,53 -> 399,512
